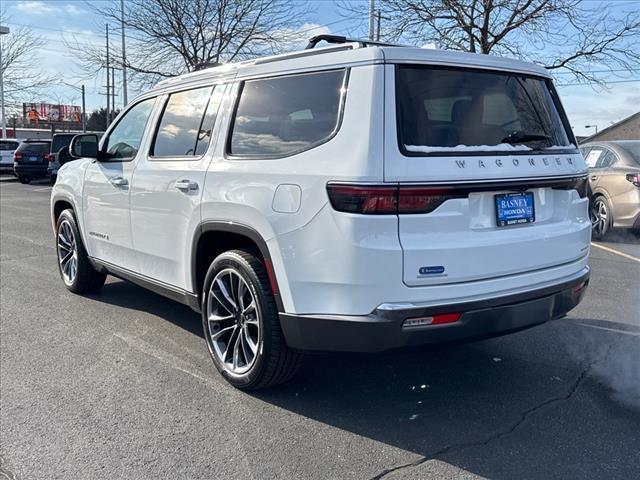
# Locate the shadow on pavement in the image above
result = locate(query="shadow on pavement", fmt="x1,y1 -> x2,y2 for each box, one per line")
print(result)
93,279 -> 640,479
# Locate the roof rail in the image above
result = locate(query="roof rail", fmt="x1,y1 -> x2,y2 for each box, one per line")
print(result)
305,34 -> 401,50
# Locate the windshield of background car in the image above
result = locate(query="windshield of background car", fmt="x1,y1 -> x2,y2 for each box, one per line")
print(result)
396,65 -> 573,155
16,142 -> 50,154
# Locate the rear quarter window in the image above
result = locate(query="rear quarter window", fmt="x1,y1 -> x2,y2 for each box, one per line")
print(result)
228,69 -> 347,157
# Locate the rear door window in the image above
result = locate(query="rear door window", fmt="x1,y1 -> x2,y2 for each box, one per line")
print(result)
152,85 -> 223,158
396,66 -> 573,155
228,69 -> 347,157
51,135 -> 75,153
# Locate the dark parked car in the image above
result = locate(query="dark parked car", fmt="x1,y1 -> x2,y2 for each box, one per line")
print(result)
13,139 -> 52,184
47,133 -> 76,184
580,140 -> 640,239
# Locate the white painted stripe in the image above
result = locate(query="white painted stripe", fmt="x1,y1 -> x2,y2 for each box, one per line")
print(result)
591,242 -> 640,263
576,322 -> 640,337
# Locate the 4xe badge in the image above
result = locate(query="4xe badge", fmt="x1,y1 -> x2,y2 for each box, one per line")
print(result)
418,265 -> 446,277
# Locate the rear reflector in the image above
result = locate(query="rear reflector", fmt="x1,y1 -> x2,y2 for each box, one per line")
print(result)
403,313 -> 461,328
572,281 -> 588,295
327,184 -> 465,215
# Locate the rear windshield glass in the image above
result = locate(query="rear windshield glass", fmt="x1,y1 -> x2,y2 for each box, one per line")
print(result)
52,135 -> 75,153
0,141 -> 19,151
396,66 -> 573,155
17,142 -> 50,153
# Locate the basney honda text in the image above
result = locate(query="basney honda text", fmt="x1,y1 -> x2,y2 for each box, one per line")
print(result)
50,35 -> 591,390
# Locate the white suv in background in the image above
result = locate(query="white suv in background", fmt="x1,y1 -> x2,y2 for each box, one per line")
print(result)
51,35 -> 591,390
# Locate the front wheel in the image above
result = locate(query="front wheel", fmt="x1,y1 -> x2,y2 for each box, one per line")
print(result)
590,196 -> 612,240
201,250 -> 301,390
56,209 -> 107,293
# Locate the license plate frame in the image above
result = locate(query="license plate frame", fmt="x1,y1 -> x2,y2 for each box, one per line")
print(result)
495,192 -> 535,227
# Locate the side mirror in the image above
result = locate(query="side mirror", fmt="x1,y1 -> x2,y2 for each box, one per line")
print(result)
69,134 -> 100,159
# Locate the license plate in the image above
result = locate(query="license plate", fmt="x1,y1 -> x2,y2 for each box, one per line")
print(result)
28,156 -> 38,162
495,192 -> 535,227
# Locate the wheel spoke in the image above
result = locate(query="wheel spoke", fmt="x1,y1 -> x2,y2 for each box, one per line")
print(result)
58,233 -> 71,249
242,300 -> 256,315
210,324 -> 235,341
243,327 -> 258,354
240,329 -> 253,364
60,249 -> 73,266
216,278 -> 237,312
232,331 -> 242,370
237,278 -> 246,311
223,325 -> 240,363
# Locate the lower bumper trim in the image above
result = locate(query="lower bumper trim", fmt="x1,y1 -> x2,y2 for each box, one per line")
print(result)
280,267 -> 589,353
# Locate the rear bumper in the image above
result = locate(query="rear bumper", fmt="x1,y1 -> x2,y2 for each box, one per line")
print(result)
14,164 -> 48,177
280,267 -> 589,353
0,165 -> 14,174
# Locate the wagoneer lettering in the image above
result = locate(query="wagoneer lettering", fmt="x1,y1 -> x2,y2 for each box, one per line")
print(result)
51,35 -> 590,390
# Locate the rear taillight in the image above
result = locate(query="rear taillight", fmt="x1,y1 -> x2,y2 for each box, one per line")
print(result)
626,173 -> 640,187
552,176 -> 588,198
397,187 -> 466,214
44,153 -> 53,162
327,184 -> 465,215
13,152 -> 22,161
326,185 -> 397,214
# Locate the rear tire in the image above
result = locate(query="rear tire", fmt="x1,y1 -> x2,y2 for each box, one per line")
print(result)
201,250 -> 301,390
56,209 -> 106,293
590,195 -> 612,240
18,175 -> 31,184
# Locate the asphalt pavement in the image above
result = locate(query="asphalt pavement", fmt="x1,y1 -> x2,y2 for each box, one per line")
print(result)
1,176 -> 639,480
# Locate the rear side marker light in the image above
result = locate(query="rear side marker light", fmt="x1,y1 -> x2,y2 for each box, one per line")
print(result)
403,313 -> 461,328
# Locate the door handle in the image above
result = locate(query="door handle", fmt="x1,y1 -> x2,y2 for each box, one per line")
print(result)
110,176 -> 128,187
174,179 -> 198,192
590,175 -> 598,181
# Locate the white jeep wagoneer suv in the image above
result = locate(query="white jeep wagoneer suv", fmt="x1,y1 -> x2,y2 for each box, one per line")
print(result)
51,35 -> 590,390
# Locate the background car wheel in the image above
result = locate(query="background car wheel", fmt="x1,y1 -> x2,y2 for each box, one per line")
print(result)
201,250 -> 301,390
18,175 -> 31,184
56,209 -> 107,293
590,196 -> 612,240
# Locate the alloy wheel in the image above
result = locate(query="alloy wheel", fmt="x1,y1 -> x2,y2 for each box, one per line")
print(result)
57,220 -> 78,285
206,268 -> 261,375
590,198 -> 609,238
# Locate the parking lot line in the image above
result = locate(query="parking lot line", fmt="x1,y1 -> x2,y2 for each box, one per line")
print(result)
576,322 -> 640,337
591,242 -> 640,263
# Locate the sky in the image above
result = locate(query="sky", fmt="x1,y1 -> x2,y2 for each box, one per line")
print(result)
1,0 -> 639,137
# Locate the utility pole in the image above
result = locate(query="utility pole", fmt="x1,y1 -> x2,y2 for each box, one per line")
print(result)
111,67 -> 116,118
105,24 -> 110,126
120,0 -> 128,106
369,0 -> 375,41
0,26 -> 10,139
81,85 -> 86,132
376,10 -> 382,41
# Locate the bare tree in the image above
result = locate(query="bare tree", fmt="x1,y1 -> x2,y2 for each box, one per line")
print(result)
0,12 -> 55,114
68,0 -> 308,90
341,0 -> 640,85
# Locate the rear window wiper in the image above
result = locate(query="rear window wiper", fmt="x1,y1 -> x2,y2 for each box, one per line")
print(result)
501,131 -> 551,144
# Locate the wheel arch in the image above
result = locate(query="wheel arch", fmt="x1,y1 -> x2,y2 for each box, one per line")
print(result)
192,222 -> 284,312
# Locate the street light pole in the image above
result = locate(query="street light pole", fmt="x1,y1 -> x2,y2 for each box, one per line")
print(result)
0,26 -> 10,139
585,124 -> 598,135
121,0 -> 128,106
